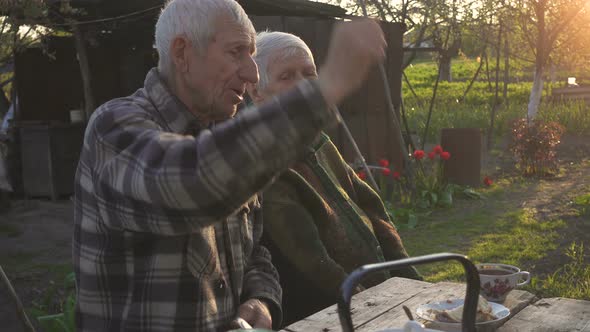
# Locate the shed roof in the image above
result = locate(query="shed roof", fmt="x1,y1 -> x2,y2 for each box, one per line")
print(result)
239,0 -> 347,17
43,0 -> 347,22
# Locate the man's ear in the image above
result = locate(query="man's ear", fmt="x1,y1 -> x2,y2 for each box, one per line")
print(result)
170,36 -> 190,73
246,83 -> 264,104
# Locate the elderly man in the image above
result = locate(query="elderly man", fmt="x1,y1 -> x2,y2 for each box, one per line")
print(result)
247,31 -> 421,325
72,0 -> 386,331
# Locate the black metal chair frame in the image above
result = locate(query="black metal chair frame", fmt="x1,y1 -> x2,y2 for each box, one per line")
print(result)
338,253 -> 481,332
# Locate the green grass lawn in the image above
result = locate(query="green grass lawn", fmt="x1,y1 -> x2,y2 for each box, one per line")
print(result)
531,242 -> 590,300
402,208 -> 565,280
399,171 -> 590,300
403,60 -> 590,142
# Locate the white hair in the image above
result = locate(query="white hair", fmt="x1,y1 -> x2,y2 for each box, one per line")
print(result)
254,31 -> 315,91
155,0 -> 255,79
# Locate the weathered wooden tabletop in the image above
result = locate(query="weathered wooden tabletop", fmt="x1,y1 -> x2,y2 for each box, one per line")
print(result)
281,277 -> 590,331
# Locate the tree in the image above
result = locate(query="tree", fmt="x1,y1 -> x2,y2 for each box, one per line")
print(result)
549,3 -> 590,78
510,0 -> 590,119
1,0 -> 88,118
426,0 -> 476,82
331,0 -> 481,82
0,0 -> 50,102
329,0 -> 430,69
0,0 -> 51,64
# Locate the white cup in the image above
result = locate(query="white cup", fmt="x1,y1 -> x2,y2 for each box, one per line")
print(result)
477,263 -> 531,302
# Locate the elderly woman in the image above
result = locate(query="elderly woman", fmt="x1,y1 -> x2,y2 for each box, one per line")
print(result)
247,31 -> 421,325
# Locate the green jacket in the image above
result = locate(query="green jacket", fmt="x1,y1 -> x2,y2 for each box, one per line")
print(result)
262,133 -> 420,325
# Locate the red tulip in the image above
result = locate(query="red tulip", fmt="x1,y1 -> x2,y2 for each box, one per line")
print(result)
440,151 -> 451,160
358,171 -> 367,180
484,176 -> 493,186
433,145 -> 443,155
392,171 -> 401,180
428,151 -> 436,160
382,168 -> 391,176
378,158 -> 390,168
413,150 -> 425,160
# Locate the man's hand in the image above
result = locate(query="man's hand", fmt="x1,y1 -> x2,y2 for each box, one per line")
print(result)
230,299 -> 272,330
318,19 -> 387,106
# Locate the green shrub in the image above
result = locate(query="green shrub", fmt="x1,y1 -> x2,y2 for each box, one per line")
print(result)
510,118 -> 565,176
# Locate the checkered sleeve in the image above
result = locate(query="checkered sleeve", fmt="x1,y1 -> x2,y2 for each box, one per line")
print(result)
90,79 -> 333,234
242,244 -> 283,327
240,195 -> 283,328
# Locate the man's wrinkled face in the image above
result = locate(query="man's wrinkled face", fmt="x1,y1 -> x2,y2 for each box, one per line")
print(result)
256,50 -> 317,102
184,15 -> 257,121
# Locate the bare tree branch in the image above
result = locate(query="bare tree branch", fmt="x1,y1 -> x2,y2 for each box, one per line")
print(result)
403,15 -> 429,69
546,0 -> 589,48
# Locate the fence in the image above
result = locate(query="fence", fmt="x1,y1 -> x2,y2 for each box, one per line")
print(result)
551,86 -> 590,105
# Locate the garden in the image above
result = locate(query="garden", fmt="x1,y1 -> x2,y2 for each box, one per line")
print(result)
360,59 -> 590,303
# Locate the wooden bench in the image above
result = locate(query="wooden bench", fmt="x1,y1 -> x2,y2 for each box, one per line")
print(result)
552,86 -> 590,104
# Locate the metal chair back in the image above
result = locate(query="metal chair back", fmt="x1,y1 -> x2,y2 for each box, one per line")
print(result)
338,253 -> 481,332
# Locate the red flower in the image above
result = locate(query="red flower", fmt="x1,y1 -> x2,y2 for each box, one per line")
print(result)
392,171 -> 401,180
433,145 -> 443,155
378,158 -> 390,168
484,176 -> 493,186
358,171 -> 367,180
440,151 -> 451,160
413,150 -> 425,160
428,151 -> 436,160
382,168 -> 391,176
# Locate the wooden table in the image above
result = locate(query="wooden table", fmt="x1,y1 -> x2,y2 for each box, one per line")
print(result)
281,277 -> 590,331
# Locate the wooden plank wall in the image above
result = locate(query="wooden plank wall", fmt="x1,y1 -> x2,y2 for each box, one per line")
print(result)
251,16 -> 405,170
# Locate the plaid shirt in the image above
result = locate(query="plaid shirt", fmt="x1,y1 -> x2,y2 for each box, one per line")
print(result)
73,68 -> 333,331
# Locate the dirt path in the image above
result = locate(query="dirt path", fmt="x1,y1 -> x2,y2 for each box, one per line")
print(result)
0,200 -> 73,332
513,135 -> 590,275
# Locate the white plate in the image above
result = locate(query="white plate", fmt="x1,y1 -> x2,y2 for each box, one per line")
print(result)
415,299 -> 510,332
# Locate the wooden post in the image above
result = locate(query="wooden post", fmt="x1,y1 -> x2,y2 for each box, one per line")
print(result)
441,128 -> 482,187
73,24 -> 95,121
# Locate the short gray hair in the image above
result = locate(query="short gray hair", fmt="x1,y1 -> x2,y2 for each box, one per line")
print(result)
254,31 -> 315,91
155,0 -> 255,78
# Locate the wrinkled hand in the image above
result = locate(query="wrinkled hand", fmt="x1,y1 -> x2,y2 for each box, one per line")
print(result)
229,299 -> 272,330
318,18 -> 386,106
